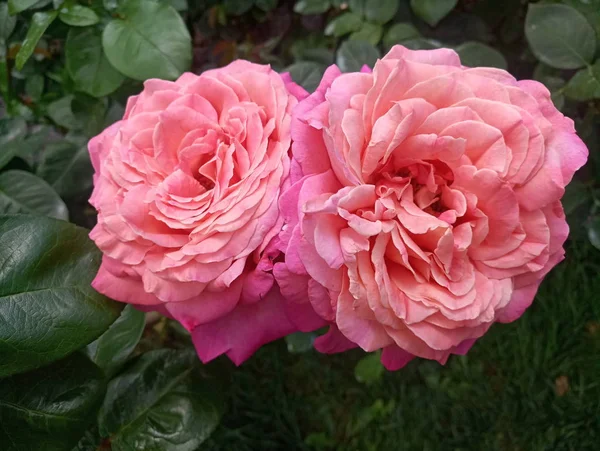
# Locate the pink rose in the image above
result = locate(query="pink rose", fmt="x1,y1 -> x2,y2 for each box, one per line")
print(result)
89,61 -> 310,364
275,45 -> 588,370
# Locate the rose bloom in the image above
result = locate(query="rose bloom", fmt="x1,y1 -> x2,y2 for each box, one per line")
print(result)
89,61 -> 313,364
275,45 -> 588,370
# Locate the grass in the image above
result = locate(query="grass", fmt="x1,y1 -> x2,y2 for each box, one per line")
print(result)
204,242 -> 600,451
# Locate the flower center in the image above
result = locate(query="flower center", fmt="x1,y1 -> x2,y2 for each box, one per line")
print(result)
195,173 -> 215,191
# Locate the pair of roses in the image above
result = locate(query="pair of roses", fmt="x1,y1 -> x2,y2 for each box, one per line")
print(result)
89,45 -> 587,370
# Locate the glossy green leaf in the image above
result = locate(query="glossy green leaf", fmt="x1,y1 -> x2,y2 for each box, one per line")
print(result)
16,11 -> 58,70
66,27 -> 125,98
336,39 -> 380,73
565,61 -> 600,101
294,0 -> 330,15
59,4 -> 99,27
102,0 -> 192,81
98,349 -> 224,451
350,22 -> 383,45
543,0 -> 600,40
223,0 -> 254,15
285,331 -> 316,353
0,3 -> 16,40
456,41 -> 507,70
8,0 -> 40,14
0,117 -> 27,170
325,12 -> 363,37
525,4 -> 596,70
383,22 -> 420,50
354,352 -> 384,385
364,0 -> 398,24
0,170 -> 68,220
85,305 -> 145,378
36,141 -> 94,198
410,0 -> 457,27
0,215 -> 123,377
0,353 -> 106,451
285,61 -> 325,92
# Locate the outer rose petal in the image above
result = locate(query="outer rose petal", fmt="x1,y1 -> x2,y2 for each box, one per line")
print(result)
314,326 -> 358,354
191,288 -> 296,365
381,346 -> 414,371
496,282 -> 541,323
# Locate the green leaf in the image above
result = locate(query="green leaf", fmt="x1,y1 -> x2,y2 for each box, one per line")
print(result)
0,3 -> 16,41
223,0 -> 255,15
66,27 -> 125,98
16,11 -> 58,71
336,39 -> 380,73
564,61 -> 600,101
85,305 -> 146,378
0,353 -> 106,451
71,426 -> 102,451
456,41 -> 507,70
98,349 -> 224,451
410,0 -> 457,27
0,215 -> 123,377
47,95 -> 78,129
383,22 -> 420,51
0,170 -> 68,220
562,179 -> 591,216
285,61 -> 325,92
401,37 -> 442,50
285,331 -> 316,353
354,352 -> 384,385
551,91 -> 565,111
348,0 -> 365,16
364,0 -> 398,24
256,0 -> 278,12
533,62 -> 562,83
0,117 -> 27,170
525,4 -> 596,70
166,0 -> 189,11
25,73 -> 44,101
59,4 -> 100,27
8,0 -> 40,14
72,94 -> 108,137
587,215 -> 600,251
532,62 -> 566,109
36,141 -> 94,198
325,12 -> 363,37
103,0 -> 119,10
350,22 -> 383,46
294,0 -> 330,15
102,0 -> 192,81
